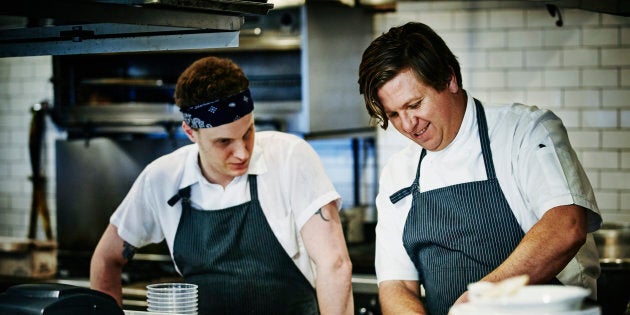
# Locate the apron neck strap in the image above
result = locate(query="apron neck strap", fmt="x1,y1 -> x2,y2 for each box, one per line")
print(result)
474,98 -> 497,180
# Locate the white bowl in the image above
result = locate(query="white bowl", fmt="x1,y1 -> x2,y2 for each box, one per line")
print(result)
469,285 -> 590,312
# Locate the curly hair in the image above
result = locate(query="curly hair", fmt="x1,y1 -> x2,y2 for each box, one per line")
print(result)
174,56 -> 250,110
358,22 -> 462,129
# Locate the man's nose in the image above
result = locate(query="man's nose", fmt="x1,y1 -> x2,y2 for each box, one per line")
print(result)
232,141 -> 250,160
400,112 -> 416,133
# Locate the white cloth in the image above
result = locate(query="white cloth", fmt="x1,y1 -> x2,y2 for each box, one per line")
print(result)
110,131 -> 341,286
375,94 -> 602,295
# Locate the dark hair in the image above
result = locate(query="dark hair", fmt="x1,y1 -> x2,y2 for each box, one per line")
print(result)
174,56 -> 249,110
358,22 -> 462,129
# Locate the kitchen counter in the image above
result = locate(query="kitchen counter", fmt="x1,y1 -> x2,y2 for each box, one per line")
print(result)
10,275 -> 378,314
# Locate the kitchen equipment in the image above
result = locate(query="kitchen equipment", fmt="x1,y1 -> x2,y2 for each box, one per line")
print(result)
0,237 -> 56,279
343,206 -> 366,244
593,222 -> 630,315
28,101 -> 53,241
0,0 -> 275,57
0,283 -> 123,314
0,102 -> 58,280
452,284 -> 595,315
593,222 -> 630,259
146,283 -> 198,314
449,303 -> 601,315
469,285 -> 590,312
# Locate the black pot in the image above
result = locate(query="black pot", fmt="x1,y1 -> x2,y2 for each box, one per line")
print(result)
598,259 -> 630,315
594,222 -> 630,315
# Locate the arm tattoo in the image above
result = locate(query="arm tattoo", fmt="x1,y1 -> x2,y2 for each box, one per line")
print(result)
315,208 -> 330,222
122,241 -> 137,261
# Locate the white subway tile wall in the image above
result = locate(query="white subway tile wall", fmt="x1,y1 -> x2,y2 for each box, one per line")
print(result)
0,56 -> 59,238
374,2 -> 630,223
308,138 -> 378,214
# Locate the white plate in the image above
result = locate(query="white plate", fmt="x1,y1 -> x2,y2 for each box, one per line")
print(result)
449,303 -> 600,315
469,285 -> 590,312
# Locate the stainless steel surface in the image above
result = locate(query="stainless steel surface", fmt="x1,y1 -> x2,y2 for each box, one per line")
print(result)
141,0 -> 273,15
0,32 -> 238,57
50,46 -> 302,132
352,274 -> 378,294
299,2 -> 374,134
44,4 -> 373,135
0,0 -> 247,29
0,0 -> 271,57
57,103 -> 181,129
593,222 -> 630,259
55,137 -> 189,258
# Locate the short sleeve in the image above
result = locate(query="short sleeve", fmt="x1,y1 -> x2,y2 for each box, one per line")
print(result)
511,108 -> 601,232
110,164 -> 165,247
286,138 -> 342,230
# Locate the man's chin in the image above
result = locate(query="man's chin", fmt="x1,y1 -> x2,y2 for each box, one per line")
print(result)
230,167 -> 249,177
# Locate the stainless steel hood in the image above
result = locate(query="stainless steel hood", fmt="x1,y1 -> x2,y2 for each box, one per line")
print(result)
0,0 -> 274,57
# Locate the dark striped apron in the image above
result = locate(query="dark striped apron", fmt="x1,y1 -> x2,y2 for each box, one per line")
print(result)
389,99 -> 525,315
169,175 -> 318,315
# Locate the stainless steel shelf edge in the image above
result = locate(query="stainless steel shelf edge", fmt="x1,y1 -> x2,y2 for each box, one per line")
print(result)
0,0 -> 247,29
0,0 -> 261,57
0,31 -> 240,57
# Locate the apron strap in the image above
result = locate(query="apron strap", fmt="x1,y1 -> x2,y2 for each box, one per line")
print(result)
474,98 -> 497,180
167,185 -> 192,207
390,149 -> 426,204
248,174 -> 258,202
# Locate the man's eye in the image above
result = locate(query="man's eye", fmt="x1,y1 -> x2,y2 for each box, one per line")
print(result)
244,129 -> 253,140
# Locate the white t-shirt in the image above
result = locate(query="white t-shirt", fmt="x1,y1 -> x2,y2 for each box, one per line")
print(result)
111,131 -> 341,286
375,94 -> 602,294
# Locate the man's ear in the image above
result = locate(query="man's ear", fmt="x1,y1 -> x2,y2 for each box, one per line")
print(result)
182,121 -> 196,143
447,73 -> 459,94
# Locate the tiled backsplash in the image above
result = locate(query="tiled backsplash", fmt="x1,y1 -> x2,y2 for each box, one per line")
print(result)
0,1 -> 628,239
0,56 -> 58,239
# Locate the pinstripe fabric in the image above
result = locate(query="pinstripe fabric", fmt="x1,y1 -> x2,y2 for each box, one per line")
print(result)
172,175 -> 318,315
391,100 -> 525,315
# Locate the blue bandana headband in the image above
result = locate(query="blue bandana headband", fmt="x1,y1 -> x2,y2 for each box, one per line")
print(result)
180,89 -> 254,128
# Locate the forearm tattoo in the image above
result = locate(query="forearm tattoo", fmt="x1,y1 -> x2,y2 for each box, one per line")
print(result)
315,208 -> 330,222
122,241 -> 137,261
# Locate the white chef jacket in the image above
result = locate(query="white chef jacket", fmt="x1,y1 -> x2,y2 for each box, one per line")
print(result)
375,94 -> 602,295
110,131 -> 341,287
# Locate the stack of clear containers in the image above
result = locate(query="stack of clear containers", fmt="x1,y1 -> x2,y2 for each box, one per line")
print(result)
146,283 -> 198,315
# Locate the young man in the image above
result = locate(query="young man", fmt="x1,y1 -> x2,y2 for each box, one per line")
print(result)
90,56 -> 354,314
358,22 -> 601,315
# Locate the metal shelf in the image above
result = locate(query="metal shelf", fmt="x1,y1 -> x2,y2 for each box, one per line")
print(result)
0,0 -> 274,57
